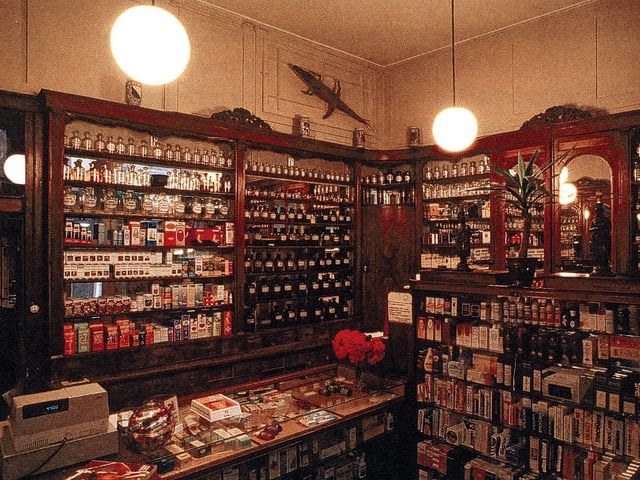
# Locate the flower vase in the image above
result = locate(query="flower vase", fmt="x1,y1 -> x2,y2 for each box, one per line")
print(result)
354,362 -> 365,390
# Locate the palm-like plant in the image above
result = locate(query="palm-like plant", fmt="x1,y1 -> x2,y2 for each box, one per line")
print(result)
482,148 -> 572,259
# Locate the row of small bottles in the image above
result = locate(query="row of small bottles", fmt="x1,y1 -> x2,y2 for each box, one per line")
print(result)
245,250 -> 351,274
246,183 -> 352,203
438,294 -> 639,335
362,170 -> 412,185
245,204 -> 352,224
422,178 -> 490,200
64,187 -> 231,218
245,273 -> 353,302
245,225 -> 352,246
66,130 -> 233,167
422,328 -> 592,384
424,156 -> 490,180
65,159 -> 232,193
362,186 -> 415,205
245,158 -> 350,183
244,296 -> 351,330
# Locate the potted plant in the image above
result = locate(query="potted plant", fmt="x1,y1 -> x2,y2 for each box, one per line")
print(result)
481,148 -> 572,285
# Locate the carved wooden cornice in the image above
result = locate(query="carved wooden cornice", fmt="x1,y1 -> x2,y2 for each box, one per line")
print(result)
211,108 -> 272,131
520,105 -> 601,129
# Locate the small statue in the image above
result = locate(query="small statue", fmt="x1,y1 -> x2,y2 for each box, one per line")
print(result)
589,193 -> 613,276
456,209 -> 472,271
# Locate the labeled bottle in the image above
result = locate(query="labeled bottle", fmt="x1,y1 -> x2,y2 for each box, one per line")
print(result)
272,304 -> 285,326
298,302 -> 309,323
245,307 -> 257,331
284,303 -> 297,324
324,298 -> 339,320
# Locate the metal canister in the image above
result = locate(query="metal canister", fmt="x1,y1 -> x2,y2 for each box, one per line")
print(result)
296,116 -> 311,137
125,79 -> 142,106
408,127 -> 421,146
353,128 -> 365,148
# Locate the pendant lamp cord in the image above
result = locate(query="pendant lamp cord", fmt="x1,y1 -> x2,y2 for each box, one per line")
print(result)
451,0 -> 456,106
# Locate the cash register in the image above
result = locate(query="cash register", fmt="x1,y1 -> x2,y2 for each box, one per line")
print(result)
1,383 -> 118,479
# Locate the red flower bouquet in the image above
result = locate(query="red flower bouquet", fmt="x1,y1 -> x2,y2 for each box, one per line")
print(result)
332,329 -> 386,365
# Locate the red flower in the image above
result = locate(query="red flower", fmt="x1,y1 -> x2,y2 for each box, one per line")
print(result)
332,329 -> 385,365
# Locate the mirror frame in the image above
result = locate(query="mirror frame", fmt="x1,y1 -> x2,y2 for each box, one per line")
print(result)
552,132 -> 624,274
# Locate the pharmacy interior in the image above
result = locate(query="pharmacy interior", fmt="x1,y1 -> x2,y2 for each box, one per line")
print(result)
1,1 -> 640,480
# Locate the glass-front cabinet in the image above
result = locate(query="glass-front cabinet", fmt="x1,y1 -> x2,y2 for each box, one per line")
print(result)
243,150 -> 355,331
495,144 -> 550,270
60,120 -> 237,354
420,154 -> 492,270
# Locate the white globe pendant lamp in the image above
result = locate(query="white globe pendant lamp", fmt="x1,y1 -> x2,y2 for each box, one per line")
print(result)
433,106 -> 477,153
432,0 -> 478,152
4,153 -> 26,185
111,5 -> 190,86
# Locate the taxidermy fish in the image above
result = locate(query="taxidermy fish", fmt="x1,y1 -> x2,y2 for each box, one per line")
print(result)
288,63 -> 371,128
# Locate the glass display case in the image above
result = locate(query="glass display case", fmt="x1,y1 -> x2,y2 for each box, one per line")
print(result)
420,154 -> 491,270
60,119 -> 237,355
243,150 -> 355,331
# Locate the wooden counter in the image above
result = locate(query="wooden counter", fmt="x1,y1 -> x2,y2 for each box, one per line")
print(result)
22,366 -> 405,480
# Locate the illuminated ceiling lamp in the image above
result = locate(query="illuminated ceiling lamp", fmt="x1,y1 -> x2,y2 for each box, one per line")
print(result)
110,3 -> 191,86
3,153 -> 26,185
432,0 -> 478,152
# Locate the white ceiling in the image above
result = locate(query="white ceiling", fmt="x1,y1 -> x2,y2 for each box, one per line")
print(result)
201,0 -> 594,66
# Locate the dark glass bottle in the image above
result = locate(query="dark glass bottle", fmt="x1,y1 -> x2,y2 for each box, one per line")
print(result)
312,299 -> 324,322
272,278 -> 283,298
298,302 -> 309,323
286,252 -> 296,271
253,253 -> 264,273
272,304 -> 285,326
244,252 -> 253,273
307,253 -> 318,271
297,276 -> 308,296
274,252 -> 285,272
258,278 -> 271,299
285,303 -> 297,324
264,253 -> 275,273
324,298 -> 339,321
246,281 -> 257,302
296,254 -> 307,271
245,307 -> 257,331
339,297 -> 350,318
309,276 -> 321,294
282,278 -> 293,297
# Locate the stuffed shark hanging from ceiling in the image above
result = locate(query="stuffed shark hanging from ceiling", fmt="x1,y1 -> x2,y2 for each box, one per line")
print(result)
288,64 -> 371,128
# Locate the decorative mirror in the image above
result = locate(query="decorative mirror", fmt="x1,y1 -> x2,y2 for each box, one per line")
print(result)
556,154 -> 612,272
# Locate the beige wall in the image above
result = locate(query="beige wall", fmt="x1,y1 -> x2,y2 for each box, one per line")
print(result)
383,0 -> 640,148
1,0 -> 638,149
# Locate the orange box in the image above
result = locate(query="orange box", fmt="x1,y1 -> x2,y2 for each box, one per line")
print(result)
89,321 -> 105,352
105,324 -> 119,350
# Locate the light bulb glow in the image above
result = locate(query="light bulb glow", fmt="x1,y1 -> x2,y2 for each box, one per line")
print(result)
559,166 -> 569,184
432,107 -> 478,152
559,182 -> 577,205
4,154 -> 25,185
111,6 -> 190,85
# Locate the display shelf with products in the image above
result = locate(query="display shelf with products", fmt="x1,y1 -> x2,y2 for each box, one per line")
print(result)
631,130 -> 640,275
243,150 -> 356,333
360,168 -> 415,206
421,154 -> 492,271
58,121 -> 237,357
410,275 -> 640,480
